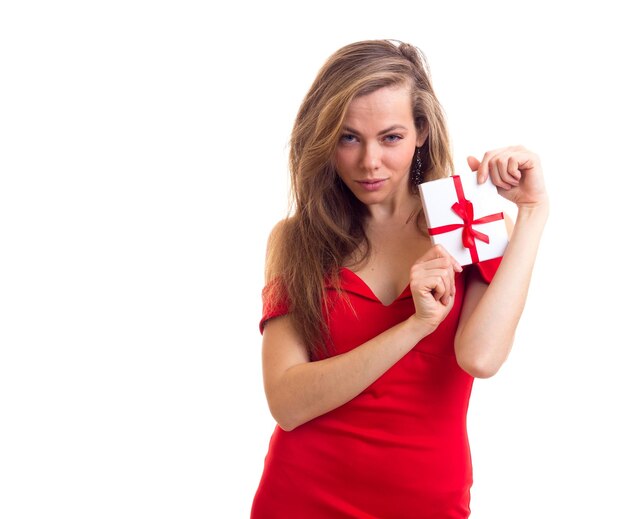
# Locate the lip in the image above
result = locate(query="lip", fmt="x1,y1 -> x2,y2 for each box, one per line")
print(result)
357,178 -> 388,191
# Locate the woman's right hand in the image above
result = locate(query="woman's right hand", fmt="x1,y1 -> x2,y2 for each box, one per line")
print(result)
409,245 -> 463,331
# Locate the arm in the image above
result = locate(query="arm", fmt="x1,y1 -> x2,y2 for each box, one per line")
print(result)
262,245 -> 462,431
454,146 -> 549,378
262,313 -> 433,431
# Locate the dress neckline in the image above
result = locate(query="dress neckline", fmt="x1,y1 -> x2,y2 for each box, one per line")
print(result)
339,267 -> 412,307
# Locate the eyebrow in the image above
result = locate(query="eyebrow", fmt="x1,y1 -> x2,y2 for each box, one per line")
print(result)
343,125 -> 409,136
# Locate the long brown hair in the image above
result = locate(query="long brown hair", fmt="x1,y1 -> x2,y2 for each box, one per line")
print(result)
265,40 -> 453,360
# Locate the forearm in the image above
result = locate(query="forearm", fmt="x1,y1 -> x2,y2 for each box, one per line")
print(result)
455,202 -> 549,377
267,316 -> 433,431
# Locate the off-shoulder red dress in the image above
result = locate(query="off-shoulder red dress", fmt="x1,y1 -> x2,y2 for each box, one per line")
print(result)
251,259 -> 500,519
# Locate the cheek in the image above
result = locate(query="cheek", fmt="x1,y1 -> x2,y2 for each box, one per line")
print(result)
393,146 -> 416,170
333,149 -> 354,175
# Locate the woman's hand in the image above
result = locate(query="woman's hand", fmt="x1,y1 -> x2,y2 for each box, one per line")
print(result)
409,245 -> 463,331
467,146 -> 548,209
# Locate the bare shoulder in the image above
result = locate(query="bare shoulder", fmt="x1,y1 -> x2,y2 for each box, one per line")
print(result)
264,218 -> 293,283
267,217 -> 292,249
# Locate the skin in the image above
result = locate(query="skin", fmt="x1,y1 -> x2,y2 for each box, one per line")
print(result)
262,84 -> 549,431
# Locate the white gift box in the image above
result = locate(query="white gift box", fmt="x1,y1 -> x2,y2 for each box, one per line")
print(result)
418,171 -> 509,266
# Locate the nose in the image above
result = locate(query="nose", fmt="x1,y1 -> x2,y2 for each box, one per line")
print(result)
361,142 -> 382,171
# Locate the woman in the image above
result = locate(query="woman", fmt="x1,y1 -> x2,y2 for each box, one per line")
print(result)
251,40 -> 548,518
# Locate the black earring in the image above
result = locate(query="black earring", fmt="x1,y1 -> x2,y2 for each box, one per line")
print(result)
411,146 -> 422,192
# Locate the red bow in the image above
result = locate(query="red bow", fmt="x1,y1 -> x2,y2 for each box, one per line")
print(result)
428,175 -> 503,263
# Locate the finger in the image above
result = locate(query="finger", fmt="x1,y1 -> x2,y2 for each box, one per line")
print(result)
479,147 -> 520,184
466,155 -> 480,173
477,153 -> 491,184
426,273 -> 448,304
442,291 -> 455,307
411,269 -> 458,308
433,273 -> 456,306
506,156 -> 522,181
414,258 -> 460,298
417,268 -> 455,303
508,146 -> 536,169
488,159 -> 506,190
493,155 -> 520,188
416,256 -> 460,272
477,148 -> 505,184
415,245 -> 463,272
488,155 -> 516,191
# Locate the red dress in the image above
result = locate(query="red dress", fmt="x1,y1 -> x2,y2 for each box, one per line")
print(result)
251,260 -> 500,519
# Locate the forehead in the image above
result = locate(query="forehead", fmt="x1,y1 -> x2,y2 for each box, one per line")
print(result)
344,84 -> 413,127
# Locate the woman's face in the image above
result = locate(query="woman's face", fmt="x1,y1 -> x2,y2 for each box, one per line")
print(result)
333,84 -> 426,212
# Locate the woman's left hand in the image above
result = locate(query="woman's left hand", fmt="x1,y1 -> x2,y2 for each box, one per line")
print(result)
467,146 -> 548,209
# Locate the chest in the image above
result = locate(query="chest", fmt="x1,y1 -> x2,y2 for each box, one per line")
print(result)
347,227 -> 432,306
326,269 -> 467,359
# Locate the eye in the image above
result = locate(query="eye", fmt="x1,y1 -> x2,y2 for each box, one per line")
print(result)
339,133 -> 358,144
384,134 -> 403,143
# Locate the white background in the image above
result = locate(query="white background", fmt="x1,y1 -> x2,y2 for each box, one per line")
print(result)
1,1 -> 624,517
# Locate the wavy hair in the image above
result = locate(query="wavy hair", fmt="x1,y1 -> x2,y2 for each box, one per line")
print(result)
265,40 -> 453,360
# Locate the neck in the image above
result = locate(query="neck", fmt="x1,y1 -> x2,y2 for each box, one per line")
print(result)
366,196 -> 421,227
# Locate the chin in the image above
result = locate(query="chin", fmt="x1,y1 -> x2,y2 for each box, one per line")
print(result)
356,193 -> 387,206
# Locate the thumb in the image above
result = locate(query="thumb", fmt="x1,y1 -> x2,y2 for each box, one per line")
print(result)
466,155 -> 481,172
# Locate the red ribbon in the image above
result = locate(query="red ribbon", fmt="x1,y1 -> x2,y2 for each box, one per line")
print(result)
428,175 -> 504,263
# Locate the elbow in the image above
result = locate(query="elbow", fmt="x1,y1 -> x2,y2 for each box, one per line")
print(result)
273,414 -> 298,432
264,371 -> 311,432
455,340 -> 511,379
457,356 -> 502,379
266,397 -> 302,432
